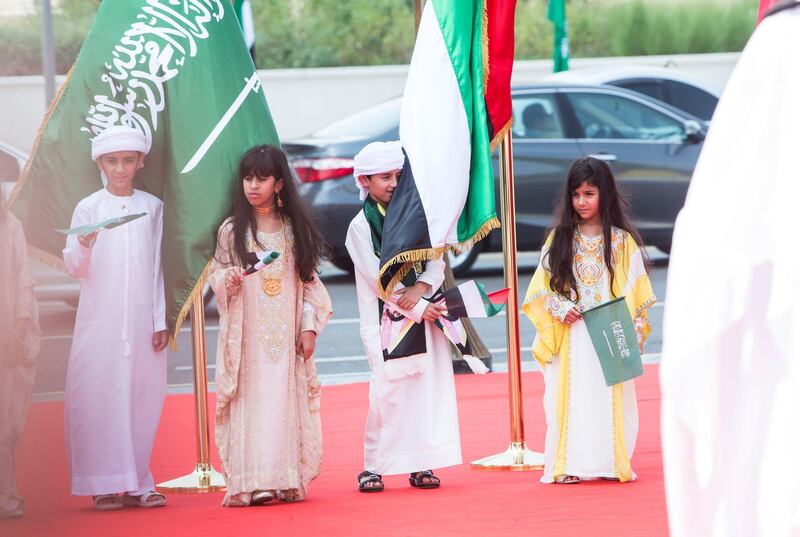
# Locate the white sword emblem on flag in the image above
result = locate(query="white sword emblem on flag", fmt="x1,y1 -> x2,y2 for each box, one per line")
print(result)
181,72 -> 262,174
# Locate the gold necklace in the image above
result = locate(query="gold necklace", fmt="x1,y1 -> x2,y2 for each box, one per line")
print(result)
574,229 -> 603,287
252,204 -> 276,214
251,220 -> 286,297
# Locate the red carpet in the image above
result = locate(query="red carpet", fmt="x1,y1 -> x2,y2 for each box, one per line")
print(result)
7,366 -> 667,536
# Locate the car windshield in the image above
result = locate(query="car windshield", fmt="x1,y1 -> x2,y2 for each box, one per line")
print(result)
311,98 -> 401,138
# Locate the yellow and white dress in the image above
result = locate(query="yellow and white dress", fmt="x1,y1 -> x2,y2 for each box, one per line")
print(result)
523,227 -> 656,483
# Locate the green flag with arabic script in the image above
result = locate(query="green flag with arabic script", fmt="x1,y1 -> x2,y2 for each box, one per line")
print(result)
582,297 -> 644,386
547,0 -> 569,72
10,0 -> 280,343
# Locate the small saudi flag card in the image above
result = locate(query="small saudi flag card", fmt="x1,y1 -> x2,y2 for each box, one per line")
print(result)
581,297 -> 644,386
55,212 -> 148,236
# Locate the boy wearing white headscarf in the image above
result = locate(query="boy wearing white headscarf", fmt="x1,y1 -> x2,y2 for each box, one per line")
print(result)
345,141 -> 462,493
63,126 -> 168,510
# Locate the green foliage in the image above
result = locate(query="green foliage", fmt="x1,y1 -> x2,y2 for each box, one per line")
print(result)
0,0 -> 757,76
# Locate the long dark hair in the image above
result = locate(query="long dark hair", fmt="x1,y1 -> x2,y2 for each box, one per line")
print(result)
221,145 -> 327,282
544,157 -> 646,301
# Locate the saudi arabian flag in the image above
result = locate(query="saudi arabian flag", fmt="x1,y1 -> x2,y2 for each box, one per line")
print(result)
582,297 -> 643,386
548,0 -> 569,72
378,0 -> 517,297
10,0 -> 279,342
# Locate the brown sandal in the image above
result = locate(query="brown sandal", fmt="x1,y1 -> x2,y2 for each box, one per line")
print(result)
409,470 -> 440,489
358,471 -> 384,493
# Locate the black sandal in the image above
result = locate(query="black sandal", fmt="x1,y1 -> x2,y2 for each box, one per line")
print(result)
409,470 -> 440,489
357,470 -> 384,493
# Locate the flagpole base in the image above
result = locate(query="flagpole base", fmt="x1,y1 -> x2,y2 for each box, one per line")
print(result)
471,442 -> 544,471
156,463 -> 227,493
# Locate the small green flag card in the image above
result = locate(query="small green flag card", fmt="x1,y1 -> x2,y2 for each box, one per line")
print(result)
55,212 -> 148,236
581,297 -> 643,386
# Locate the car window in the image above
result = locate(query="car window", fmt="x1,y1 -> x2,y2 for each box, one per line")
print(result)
565,92 -> 684,141
512,94 -> 565,139
664,81 -> 717,120
312,98 -> 401,138
613,79 -> 667,104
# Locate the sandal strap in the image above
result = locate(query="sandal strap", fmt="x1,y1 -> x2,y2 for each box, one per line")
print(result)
411,470 -> 439,483
129,491 -> 166,504
358,471 -> 382,485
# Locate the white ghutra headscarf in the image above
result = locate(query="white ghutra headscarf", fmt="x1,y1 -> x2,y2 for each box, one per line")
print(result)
352,141 -> 404,201
91,126 -> 151,186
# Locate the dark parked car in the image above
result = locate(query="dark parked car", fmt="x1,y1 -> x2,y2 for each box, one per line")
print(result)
546,65 -> 720,124
288,83 -> 706,274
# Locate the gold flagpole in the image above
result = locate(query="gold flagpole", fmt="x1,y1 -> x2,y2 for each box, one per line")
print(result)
157,294 -> 226,493
471,132 -> 543,471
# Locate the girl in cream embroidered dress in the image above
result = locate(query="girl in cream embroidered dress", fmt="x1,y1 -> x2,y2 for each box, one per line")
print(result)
212,223 -> 328,505
212,144 -> 332,507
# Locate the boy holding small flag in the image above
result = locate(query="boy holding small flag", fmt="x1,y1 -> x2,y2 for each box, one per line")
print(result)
346,141 -> 466,493
62,125 -> 168,510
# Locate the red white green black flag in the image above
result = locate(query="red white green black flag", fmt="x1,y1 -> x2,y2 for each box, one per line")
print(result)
378,0 -> 517,297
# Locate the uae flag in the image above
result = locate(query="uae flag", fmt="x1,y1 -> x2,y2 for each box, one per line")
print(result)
378,0 -> 517,297
10,0 -> 280,343
439,280 -> 509,319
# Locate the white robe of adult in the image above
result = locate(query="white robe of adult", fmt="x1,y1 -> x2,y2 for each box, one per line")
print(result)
63,188 -> 167,496
345,211 -> 462,475
660,7 -> 800,536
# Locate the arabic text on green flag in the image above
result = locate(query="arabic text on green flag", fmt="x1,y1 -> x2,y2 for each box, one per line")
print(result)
10,0 -> 280,343
582,297 -> 643,386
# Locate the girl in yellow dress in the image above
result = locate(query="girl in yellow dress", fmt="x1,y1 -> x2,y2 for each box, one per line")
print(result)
523,157 -> 656,484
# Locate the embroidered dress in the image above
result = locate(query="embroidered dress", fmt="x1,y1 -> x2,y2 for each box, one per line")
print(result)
210,220 -> 332,504
523,227 -> 656,483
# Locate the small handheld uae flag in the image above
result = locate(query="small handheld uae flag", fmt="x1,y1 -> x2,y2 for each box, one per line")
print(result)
10,0 -> 280,344
438,280 -> 509,319
378,0 -> 517,297
243,251 -> 280,276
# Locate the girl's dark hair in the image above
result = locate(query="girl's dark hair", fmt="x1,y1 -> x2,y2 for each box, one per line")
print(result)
544,157 -> 647,301
222,145 -> 328,282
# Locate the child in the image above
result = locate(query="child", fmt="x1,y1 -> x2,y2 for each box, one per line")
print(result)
0,191 -> 41,518
345,141 -> 460,493
63,126 -> 168,510
522,157 -> 656,484
210,145 -> 332,507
